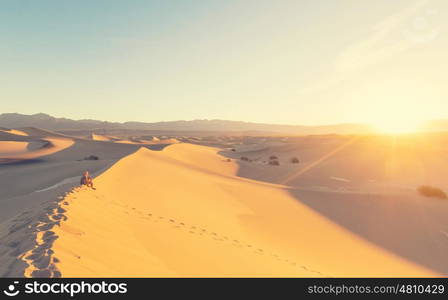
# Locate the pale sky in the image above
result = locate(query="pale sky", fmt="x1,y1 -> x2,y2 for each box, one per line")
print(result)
1,0 -> 447,126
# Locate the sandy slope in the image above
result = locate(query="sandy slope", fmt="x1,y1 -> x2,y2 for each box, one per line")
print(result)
0,127 -> 75,163
114,139 -> 148,145
24,144 -> 434,277
90,133 -> 178,145
115,138 -> 179,145
219,135 -> 448,275
0,127 -> 172,277
0,129 -> 29,136
0,141 -> 30,155
0,137 -> 74,163
90,133 -> 115,142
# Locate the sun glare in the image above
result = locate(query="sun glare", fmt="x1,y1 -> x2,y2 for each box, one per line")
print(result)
363,97 -> 428,134
372,119 -> 423,134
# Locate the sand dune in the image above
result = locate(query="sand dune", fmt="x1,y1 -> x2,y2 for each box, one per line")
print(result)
0,141 -> 30,155
17,127 -> 71,138
218,134 -> 448,274
154,138 -> 179,144
0,127 -> 75,163
90,133 -> 112,141
115,138 -> 179,145
90,133 -> 120,142
0,137 -> 75,163
22,144 -> 434,277
4,133 -> 447,278
88,133 -> 178,146
114,139 -> 147,145
0,128 -> 169,277
0,131 -> 29,142
90,133 -> 141,144
0,129 -> 29,136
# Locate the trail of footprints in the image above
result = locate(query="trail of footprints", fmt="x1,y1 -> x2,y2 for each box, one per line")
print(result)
124,204 -> 327,277
20,195 -> 73,278
18,188 -> 87,278
2,194 -> 71,278
12,186 -> 327,277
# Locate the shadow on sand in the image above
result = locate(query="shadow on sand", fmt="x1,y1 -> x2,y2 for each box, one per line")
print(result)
0,158 -> 45,166
289,188 -> 448,275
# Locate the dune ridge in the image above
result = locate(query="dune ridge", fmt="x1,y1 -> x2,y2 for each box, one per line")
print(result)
90,133 -> 117,142
22,144 -> 434,277
89,132 -> 179,146
0,128 -> 29,136
0,137 -> 74,163
0,141 -> 30,155
0,126 -> 78,164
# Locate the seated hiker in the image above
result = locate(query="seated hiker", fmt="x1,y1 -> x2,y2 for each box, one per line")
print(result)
80,171 -> 95,189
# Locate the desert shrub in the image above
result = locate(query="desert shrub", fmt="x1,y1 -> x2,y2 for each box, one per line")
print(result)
291,157 -> 300,164
231,148 -> 236,152
417,185 -> 447,199
269,155 -> 278,160
240,156 -> 249,161
225,158 -> 231,162
84,155 -> 99,161
269,160 -> 280,166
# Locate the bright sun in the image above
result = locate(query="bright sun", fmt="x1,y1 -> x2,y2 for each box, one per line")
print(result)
364,100 -> 427,134
372,119 -> 423,134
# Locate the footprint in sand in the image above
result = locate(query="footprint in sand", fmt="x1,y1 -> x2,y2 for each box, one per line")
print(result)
120,208 -> 327,276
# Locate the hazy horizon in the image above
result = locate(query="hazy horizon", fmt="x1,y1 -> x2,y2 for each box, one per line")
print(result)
0,111 -> 374,126
1,111 -> 447,129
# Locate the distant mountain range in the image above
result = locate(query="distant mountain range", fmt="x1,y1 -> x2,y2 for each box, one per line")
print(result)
0,113 -> 446,135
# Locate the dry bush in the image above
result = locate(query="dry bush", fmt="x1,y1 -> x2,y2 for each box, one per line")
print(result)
240,156 -> 249,162
269,160 -> 280,166
417,185 -> 447,199
269,155 -> 278,160
291,157 -> 300,164
84,155 -> 99,161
